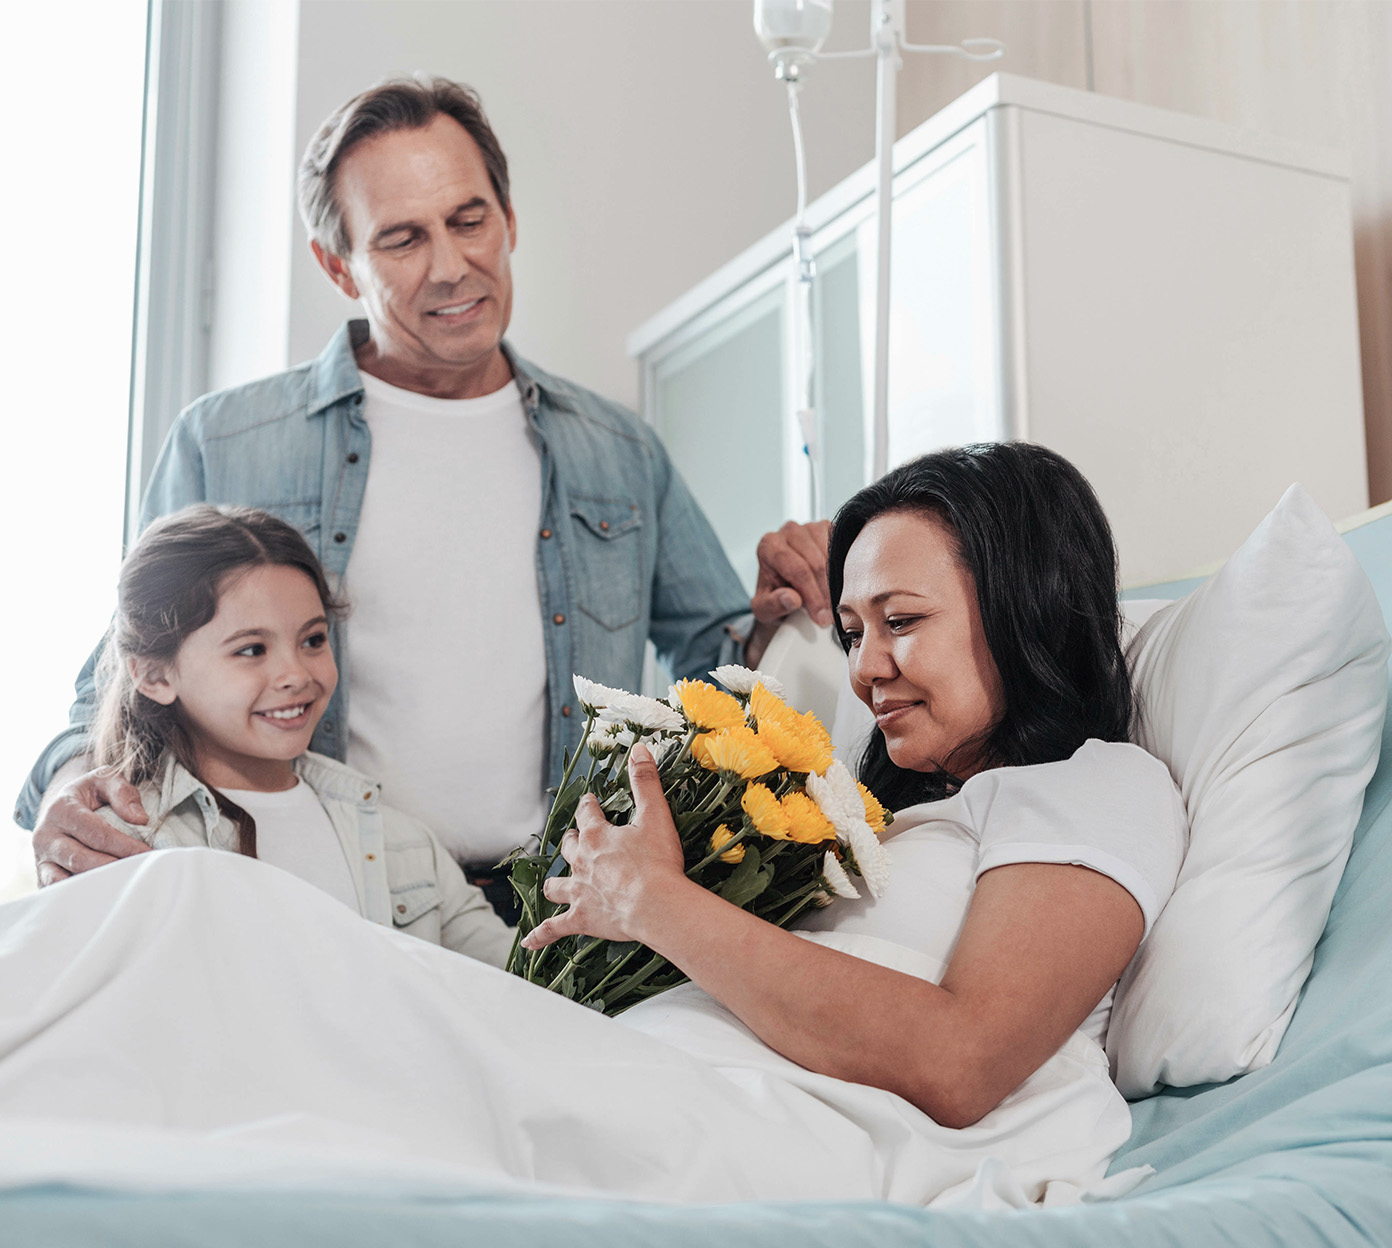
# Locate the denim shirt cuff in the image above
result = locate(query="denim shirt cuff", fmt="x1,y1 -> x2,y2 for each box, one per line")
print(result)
14,727 -> 90,830
719,612 -> 757,668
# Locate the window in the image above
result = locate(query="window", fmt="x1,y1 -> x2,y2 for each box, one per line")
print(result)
2,1 -> 149,897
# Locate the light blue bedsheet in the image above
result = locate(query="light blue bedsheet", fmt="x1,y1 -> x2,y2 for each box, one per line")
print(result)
7,511 -> 1392,1247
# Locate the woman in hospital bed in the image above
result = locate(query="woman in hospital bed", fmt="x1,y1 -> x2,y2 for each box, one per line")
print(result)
0,442 -> 1185,1209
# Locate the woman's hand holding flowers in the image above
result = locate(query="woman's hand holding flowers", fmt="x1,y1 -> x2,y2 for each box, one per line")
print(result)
522,745 -> 691,951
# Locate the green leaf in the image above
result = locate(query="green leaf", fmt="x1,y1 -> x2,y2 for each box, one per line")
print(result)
542,773 -> 588,845
605,940 -> 640,964
715,848 -> 774,907
600,789 -> 634,814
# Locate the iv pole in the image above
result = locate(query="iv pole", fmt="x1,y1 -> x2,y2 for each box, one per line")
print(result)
758,0 -> 1003,500
869,0 -> 899,482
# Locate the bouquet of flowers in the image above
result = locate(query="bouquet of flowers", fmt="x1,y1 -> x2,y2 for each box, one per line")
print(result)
504,664 -> 892,1016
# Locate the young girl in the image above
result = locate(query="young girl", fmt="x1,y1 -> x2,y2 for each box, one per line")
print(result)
90,503 -> 513,967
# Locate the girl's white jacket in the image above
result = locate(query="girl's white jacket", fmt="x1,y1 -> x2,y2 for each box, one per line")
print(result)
95,750 -> 515,967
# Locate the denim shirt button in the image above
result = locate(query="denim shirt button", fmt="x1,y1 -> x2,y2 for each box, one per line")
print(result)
334,532 -> 347,543
561,705 -> 571,718
553,613 -> 565,625
347,452 -> 359,464
540,528 -> 552,539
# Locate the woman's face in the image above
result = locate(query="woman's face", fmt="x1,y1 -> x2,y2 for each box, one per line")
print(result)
838,510 -> 1004,778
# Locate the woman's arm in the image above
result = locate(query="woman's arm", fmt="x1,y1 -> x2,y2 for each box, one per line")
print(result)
524,747 -> 1144,1128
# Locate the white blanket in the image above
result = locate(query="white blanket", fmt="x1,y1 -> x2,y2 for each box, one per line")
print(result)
0,849 -> 1143,1207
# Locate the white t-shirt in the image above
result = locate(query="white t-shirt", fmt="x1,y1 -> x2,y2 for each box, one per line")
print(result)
220,780 -> 361,914
343,373 -> 552,862
801,740 -> 1189,1048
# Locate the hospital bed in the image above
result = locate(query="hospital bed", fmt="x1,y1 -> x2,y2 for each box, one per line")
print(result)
4,501 -> 1391,1247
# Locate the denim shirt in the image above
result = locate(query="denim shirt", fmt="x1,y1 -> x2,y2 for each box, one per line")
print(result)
17,321 -> 751,827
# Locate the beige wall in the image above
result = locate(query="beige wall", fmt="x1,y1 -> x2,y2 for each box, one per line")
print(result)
289,0 -> 878,410
895,0 -> 1392,505
278,0 -> 1388,499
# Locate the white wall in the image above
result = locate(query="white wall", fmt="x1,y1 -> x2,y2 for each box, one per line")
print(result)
283,0 -> 878,410
216,0 -> 1389,507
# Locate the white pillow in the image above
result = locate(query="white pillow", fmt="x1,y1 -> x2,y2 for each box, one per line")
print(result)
1107,484 -> 1390,1097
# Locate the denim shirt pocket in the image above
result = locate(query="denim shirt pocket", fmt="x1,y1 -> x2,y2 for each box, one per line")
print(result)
389,880 -> 442,927
568,495 -> 643,630
385,837 -> 443,927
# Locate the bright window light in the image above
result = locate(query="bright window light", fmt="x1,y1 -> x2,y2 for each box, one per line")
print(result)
2,2 -> 148,898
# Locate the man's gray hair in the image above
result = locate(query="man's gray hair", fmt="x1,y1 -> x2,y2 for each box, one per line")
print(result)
297,76 -> 511,256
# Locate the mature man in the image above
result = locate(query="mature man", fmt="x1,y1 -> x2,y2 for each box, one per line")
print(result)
20,77 -> 830,909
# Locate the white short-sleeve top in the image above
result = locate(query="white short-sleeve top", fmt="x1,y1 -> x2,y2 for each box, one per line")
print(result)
799,740 -> 1189,1048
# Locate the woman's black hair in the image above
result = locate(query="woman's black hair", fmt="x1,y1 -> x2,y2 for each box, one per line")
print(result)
828,442 -> 1131,810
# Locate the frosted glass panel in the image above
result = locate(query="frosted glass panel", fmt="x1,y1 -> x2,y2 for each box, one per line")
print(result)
814,233 -> 866,519
858,137 -> 1001,470
654,289 -> 786,593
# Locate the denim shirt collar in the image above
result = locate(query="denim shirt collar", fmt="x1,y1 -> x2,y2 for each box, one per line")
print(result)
146,754 -> 223,840
304,319 -> 577,418
149,751 -> 380,840
305,320 -> 369,417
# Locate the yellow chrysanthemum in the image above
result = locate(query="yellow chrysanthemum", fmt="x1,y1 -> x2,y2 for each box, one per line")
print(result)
800,709 -> 833,756
748,683 -> 833,775
780,791 -> 837,844
693,726 -> 778,779
748,682 -> 792,728
742,782 -> 792,840
673,678 -> 748,731
757,715 -> 833,775
709,823 -> 746,864
857,781 -> 888,836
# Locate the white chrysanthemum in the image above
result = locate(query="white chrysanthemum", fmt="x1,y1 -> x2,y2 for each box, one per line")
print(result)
710,665 -> 787,700
846,823 -> 891,899
820,850 -> 861,900
805,760 -> 863,838
587,721 -> 621,754
573,674 -> 626,712
599,692 -> 685,734
649,735 -> 683,768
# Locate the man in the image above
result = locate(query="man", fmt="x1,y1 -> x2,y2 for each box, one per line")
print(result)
20,77 -> 831,908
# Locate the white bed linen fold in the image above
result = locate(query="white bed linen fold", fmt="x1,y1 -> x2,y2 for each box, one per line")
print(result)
0,849 -> 1140,1207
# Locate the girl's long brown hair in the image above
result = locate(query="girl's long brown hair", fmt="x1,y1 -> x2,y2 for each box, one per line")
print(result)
93,505 -> 344,855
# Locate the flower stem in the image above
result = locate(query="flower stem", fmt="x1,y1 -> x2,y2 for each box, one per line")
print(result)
541,710 -> 597,854
546,935 -> 605,992
580,942 -> 645,1005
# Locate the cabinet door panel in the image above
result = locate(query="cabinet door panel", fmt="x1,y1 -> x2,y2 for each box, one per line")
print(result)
880,130 -> 1003,469
653,286 -> 787,593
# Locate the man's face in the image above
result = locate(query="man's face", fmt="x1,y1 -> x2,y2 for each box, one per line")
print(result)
321,114 -> 517,397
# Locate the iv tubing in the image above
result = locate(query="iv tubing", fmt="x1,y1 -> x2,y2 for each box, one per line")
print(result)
786,80 -> 808,225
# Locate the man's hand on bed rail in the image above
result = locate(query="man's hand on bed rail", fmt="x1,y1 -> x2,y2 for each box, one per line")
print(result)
32,766 -> 151,886
747,520 -> 832,668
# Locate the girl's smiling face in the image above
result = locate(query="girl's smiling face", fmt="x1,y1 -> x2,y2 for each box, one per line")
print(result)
136,564 -> 338,791
837,509 -> 1004,779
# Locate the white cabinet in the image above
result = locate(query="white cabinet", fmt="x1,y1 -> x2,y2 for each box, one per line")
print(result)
628,73 -> 1367,586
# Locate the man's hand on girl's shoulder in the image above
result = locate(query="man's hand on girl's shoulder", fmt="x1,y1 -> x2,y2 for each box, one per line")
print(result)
32,762 -> 152,886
